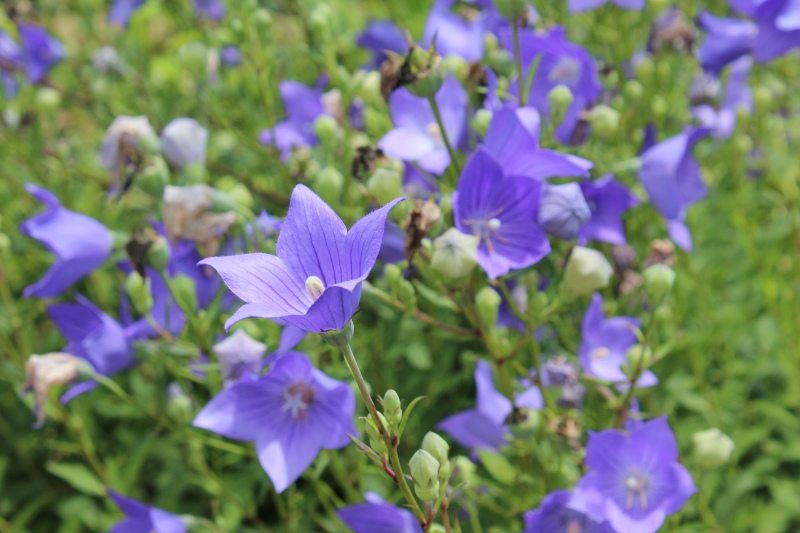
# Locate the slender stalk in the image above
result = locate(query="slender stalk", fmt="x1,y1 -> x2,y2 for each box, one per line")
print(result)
441,502 -> 453,533
340,343 -> 426,524
427,95 -> 461,175
511,20 -> 526,106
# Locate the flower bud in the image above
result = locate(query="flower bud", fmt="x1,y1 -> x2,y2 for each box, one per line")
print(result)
365,412 -> 389,456
178,42 -> 208,77
422,432 -> 450,481
136,156 -> 170,199
382,389 -> 402,428
623,80 -> 644,102
538,182 -> 591,241
643,263 -> 676,307
587,105 -> 620,140
625,343 -> 653,372
753,86 -> 773,113
508,408 -> 542,438
171,274 -> 198,313
35,87 -> 62,111
547,84 -> 574,125
358,70 -> 383,107
314,166 -> 344,204
24,353 -> 84,428
494,0 -> 529,20
409,449 -> 440,501
160,118 -> 208,169
313,115 -> 338,146
166,382 -> 194,424
405,47 -> 446,99
384,263 -> 403,291
651,95 -> 669,119
227,183 -> 254,209
367,168 -> 404,207
443,54 -> 469,83
252,8 -> 273,35
635,56 -> 655,81
471,109 -> 493,138
475,286 -> 502,328
693,428 -> 735,470
308,5 -> 333,44
146,235 -> 171,271
125,272 -> 154,315
431,228 -> 479,279
397,279 -> 417,309
564,246 -> 613,296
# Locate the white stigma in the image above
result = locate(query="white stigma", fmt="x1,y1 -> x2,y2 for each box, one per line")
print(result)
305,276 -> 326,301
282,382 -> 315,421
548,56 -> 581,85
589,347 -> 610,360
624,471 -> 649,510
426,123 -> 443,143
487,218 -> 502,232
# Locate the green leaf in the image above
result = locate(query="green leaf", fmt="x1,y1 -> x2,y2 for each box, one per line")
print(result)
46,462 -> 106,496
398,395 -> 428,439
413,281 -> 458,311
476,450 -> 516,485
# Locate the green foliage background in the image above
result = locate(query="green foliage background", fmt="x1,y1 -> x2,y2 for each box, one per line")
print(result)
0,0 -> 799,532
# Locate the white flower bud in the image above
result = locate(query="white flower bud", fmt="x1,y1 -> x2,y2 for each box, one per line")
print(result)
160,118 -> 209,169
431,228 -> 479,279
409,449 -> 440,501
564,246 -> 614,296
693,428 -> 735,470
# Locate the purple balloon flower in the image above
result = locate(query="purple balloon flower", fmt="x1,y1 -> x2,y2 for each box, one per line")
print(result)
697,11 -> 757,74
338,492 -> 423,533
754,0 -> 800,62
220,45 -> 241,67
574,417 -> 697,533
194,0 -> 226,20
637,127 -> 711,251
193,352 -> 356,492
18,22 -> 64,83
108,489 -> 186,533
731,0 -> 767,16
438,360 -> 542,451
423,0 -> 486,61
482,107 -> 593,180
201,185 -> 403,333
692,56 -> 753,139
357,20 -> 409,69
0,29 -> 21,98
538,182 -> 592,241
579,294 -> 657,387
108,0 -> 147,26
453,148 -> 550,279
379,75 -> 467,175
523,489 -> 614,533
213,329 -> 266,384
502,26 -> 602,145
20,184 -> 113,299
578,174 -> 640,246
568,0 -> 645,13
259,80 -> 328,162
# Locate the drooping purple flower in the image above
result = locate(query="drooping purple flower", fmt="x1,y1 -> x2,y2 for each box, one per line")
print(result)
220,45 -> 241,67
423,0 -> 486,61
568,0 -> 645,13
357,20 -> 409,69
696,11 -> 757,74
523,490 -> 614,533
754,0 -> 800,62
578,174 -> 640,246
194,0 -> 226,21
692,56 -> 753,139
453,148 -> 550,279
201,185 -> 403,333
338,492 -> 423,533
501,26 -> 602,145
379,75 -> 467,175
47,295 -> 136,402
193,352 -> 356,492
258,80 -> 328,162
482,107 -> 593,180
574,417 -> 697,533
109,0 -> 147,27
637,127 -> 711,251
20,184 -> 113,299
578,293 -> 657,387
108,489 -> 187,533
18,22 -> 64,84
438,360 -> 542,451
213,329 -> 266,384
538,182 -> 592,241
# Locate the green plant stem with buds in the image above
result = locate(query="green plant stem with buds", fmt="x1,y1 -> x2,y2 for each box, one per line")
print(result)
427,95 -> 461,178
511,21 -> 526,107
339,343 -> 427,525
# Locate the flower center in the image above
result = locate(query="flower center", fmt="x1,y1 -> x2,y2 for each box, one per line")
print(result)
548,56 -> 581,86
426,122 -> 444,146
282,381 -> 315,421
305,276 -> 326,301
624,470 -> 650,510
464,207 -> 506,255
589,347 -> 610,360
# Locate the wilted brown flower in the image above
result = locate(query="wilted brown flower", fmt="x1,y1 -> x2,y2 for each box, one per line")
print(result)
162,185 -> 236,257
404,198 -> 441,265
24,353 -> 82,428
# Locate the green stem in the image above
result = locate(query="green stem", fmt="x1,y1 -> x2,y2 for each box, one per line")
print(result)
340,343 -> 426,524
427,95 -> 461,177
512,20 -> 525,107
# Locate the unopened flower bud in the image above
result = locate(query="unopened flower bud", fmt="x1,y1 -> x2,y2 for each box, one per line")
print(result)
623,80 -> 644,102
382,389 -> 402,428
635,56 -> 655,81
314,166 -> 344,204
397,279 -> 417,309
313,115 -> 338,145
472,109 -> 493,138
227,183 -> 254,209
136,133 -> 161,156
160,118 -> 208,169
166,382 -> 194,424
35,87 -> 61,111
409,449 -> 440,501
431,228 -> 479,279
564,246 -> 613,296
252,8 -> 273,35
358,70 -> 383,107
24,353 -> 84,428
651,95 -> 669,118
475,286 -> 502,328
366,412 -> 389,456
548,85 -> 574,125
308,5 -> 333,44
146,235 -> 171,271
508,408 -> 542,438
178,42 -> 208,77
643,264 -> 675,307
125,272 -> 154,315
587,105 -> 620,140
753,86 -> 773,113
693,428 -> 735,469
136,156 -> 170,199
383,263 -> 403,291
538,182 -> 591,241
443,54 -> 469,83
405,47 -> 446,99
367,168 -> 403,206
625,343 -> 653,372
171,274 -> 198,313
422,432 -> 450,474
494,0 -> 529,20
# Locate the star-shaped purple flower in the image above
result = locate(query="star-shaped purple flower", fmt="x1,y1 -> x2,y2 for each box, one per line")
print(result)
379,74 -> 467,175
18,22 -> 64,84
524,489 -> 614,533
574,417 -> 697,533
438,360 -> 542,451
453,148 -> 550,279
579,293 -> 657,387
194,0 -> 226,21
357,20 -> 409,69
108,489 -> 186,533
193,352 -> 356,492
258,80 -> 328,162
423,0 -> 486,61
20,184 -> 113,298
213,329 -> 266,384
692,56 -> 753,139
578,174 -> 640,246
568,0 -> 645,13
338,492 -> 423,533
201,185 -> 403,333
754,0 -> 800,62
538,182 -> 592,241
697,11 -> 757,75
637,127 -> 711,251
